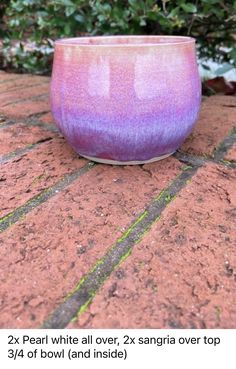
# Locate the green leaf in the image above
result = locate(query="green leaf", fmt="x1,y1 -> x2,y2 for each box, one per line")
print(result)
202,63 -> 211,71
97,14 -> 106,22
230,48 -> 236,63
215,63 -> 234,76
64,23 -> 71,35
65,6 -> 76,17
181,3 -> 197,13
168,7 -> 180,18
140,18 -> 146,26
56,0 -> 74,6
201,0 -> 220,4
74,14 -> 84,23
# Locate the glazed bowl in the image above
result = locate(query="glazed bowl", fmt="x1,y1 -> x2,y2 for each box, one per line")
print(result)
50,36 -> 201,165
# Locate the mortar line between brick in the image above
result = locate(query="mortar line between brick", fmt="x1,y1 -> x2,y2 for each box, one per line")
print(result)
0,161 -> 95,233
0,120 -> 16,129
0,76 -> 23,84
0,137 -> 54,165
0,80 -> 49,95
25,119 -> 59,133
175,127 -> 236,169
212,128 -> 236,161
0,116 -> 58,133
1,93 -> 49,107
175,151 -> 236,169
40,165 -> 199,329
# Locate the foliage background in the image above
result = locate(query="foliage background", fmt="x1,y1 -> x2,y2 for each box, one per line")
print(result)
0,0 -> 236,75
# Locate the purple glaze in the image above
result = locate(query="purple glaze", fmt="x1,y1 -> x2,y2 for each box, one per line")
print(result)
50,36 -> 201,163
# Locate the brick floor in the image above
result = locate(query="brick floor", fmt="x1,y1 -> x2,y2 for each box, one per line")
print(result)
0,71 -> 236,329
71,163 -> 236,329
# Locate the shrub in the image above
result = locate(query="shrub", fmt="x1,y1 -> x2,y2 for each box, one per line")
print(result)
1,0 -> 236,74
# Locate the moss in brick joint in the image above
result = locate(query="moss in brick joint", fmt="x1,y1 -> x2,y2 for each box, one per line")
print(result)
65,276 -> 86,300
0,187 -> 53,231
181,165 -> 193,171
68,214 -> 162,323
115,248 -> 132,269
220,159 -> 236,167
69,297 -> 94,324
77,297 -> 94,315
154,172 -> 182,203
155,190 -> 176,204
116,210 -> 148,244
31,173 -> 47,186
0,210 -> 15,224
67,172 -> 193,322
0,210 -> 26,229
65,258 -> 108,301
69,249 -> 134,324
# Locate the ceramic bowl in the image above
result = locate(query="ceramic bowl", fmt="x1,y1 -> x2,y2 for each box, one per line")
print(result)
50,36 -> 201,165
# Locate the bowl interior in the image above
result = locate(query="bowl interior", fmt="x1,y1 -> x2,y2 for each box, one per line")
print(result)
55,35 -> 194,47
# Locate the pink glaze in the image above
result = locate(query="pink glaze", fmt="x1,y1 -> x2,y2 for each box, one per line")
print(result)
50,36 -> 201,163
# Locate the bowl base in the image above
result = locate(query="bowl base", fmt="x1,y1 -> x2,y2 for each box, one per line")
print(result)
79,152 -> 174,165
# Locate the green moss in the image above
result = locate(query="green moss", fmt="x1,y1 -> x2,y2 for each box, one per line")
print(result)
182,165 -> 192,171
77,297 -> 93,315
221,159 -> 231,164
154,189 -> 165,202
116,248 -> 132,266
64,276 -> 86,300
70,316 -> 77,324
90,258 -> 104,273
31,173 -> 46,186
164,193 -> 172,203
117,210 -> 148,243
0,210 -> 15,224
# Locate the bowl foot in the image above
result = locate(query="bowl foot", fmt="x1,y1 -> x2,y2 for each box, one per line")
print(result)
79,152 -> 175,165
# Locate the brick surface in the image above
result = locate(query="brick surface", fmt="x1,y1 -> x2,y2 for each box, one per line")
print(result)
206,95 -> 236,107
181,98 -> 236,156
0,123 -> 55,155
0,97 -> 50,118
38,112 -> 55,125
0,71 -> 50,118
0,157 -> 182,328
0,137 -> 87,218
70,164 -> 236,329
0,84 -> 49,106
0,75 -> 49,94
0,72 -> 23,83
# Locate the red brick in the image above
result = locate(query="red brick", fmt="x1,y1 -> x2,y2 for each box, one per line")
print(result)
207,95 -> 236,107
181,97 -> 236,156
71,163 -> 236,329
0,72 -> 22,83
0,97 -> 50,118
224,144 -> 236,162
0,157 -> 182,328
0,75 -> 49,94
0,137 -> 87,218
0,123 -> 56,155
38,112 -> 55,125
0,84 -> 49,106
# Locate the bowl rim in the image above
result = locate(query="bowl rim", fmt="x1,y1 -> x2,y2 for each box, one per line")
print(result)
55,35 -> 195,47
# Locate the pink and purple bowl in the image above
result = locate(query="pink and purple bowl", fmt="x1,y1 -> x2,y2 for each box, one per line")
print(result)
50,36 -> 201,165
